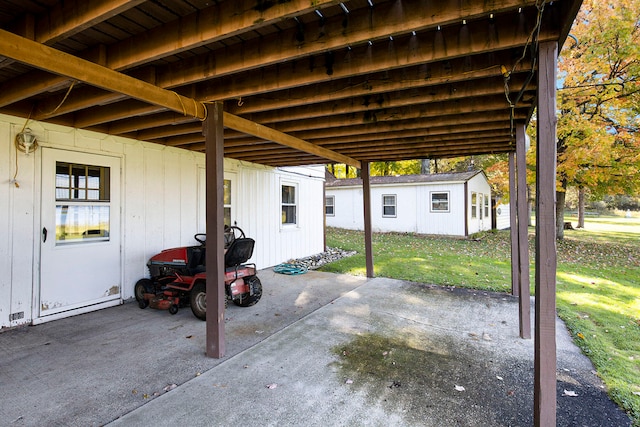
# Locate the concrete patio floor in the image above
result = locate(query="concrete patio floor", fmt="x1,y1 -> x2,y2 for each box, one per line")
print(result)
0,270 -> 631,426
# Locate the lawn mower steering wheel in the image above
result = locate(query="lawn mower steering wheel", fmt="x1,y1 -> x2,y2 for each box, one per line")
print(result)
194,233 -> 206,245
194,227 -> 244,247
226,226 -> 245,239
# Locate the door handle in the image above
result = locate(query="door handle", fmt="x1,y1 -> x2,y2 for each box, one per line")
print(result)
42,227 -> 48,243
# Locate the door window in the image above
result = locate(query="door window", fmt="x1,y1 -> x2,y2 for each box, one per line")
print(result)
55,162 -> 110,244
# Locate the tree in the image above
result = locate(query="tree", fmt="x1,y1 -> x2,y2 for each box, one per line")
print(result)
555,0 -> 640,238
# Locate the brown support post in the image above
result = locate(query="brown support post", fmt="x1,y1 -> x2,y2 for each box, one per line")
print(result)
516,123 -> 531,340
361,161 -> 374,278
508,152 -> 519,297
534,41 -> 558,426
204,102 -> 226,358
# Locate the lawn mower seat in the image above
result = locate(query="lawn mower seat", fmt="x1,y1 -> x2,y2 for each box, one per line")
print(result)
187,247 -> 206,275
224,237 -> 254,268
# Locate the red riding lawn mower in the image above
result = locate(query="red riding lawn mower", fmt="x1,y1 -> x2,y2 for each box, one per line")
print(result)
134,226 -> 262,320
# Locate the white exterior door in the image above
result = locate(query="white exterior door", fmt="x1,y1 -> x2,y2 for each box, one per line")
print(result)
39,148 -> 121,319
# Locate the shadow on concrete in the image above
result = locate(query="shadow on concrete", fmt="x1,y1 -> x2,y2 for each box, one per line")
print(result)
0,270 -> 631,426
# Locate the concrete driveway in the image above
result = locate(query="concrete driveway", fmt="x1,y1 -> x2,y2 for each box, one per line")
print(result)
0,270 -> 631,426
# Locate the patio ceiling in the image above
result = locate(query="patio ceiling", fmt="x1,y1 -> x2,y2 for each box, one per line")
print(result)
0,0 -> 581,168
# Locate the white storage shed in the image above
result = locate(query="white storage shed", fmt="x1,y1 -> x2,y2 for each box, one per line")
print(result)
325,171 -> 493,237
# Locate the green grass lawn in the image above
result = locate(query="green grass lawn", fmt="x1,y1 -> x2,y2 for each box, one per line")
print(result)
320,217 -> 640,425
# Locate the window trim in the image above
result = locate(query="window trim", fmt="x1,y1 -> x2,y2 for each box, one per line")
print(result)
430,191 -> 450,213
325,195 -> 335,216
382,194 -> 397,218
281,181 -> 298,227
471,192 -> 477,219
54,161 -> 111,244
484,194 -> 490,218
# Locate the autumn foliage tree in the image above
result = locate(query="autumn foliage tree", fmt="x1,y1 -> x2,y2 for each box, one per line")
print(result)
555,0 -> 640,237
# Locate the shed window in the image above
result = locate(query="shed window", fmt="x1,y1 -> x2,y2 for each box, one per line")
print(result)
471,192 -> 477,219
382,194 -> 396,217
325,196 -> 335,216
281,183 -> 297,225
484,195 -> 490,218
431,192 -> 449,212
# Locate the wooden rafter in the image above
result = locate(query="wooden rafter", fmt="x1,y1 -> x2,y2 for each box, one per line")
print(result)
0,28 -> 359,168
27,5 -> 545,127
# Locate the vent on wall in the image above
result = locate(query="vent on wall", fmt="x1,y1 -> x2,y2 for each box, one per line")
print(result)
10,312 -> 24,321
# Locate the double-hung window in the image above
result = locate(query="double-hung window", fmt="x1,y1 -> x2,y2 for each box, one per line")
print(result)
281,183 -> 297,225
471,192 -> 477,219
484,195 -> 490,218
382,194 -> 397,217
325,196 -> 335,216
430,192 -> 449,212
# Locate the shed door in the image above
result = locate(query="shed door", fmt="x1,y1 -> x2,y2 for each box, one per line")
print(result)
39,149 -> 121,318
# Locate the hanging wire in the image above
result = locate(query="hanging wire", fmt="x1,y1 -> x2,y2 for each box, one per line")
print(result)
45,81 -> 76,115
12,108 -> 34,188
503,0 -> 546,140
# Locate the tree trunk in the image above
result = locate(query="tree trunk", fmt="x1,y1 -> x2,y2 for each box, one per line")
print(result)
434,159 -> 439,173
421,159 -> 430,174
527,185 -> 533,226
577,187 -> 585,228
556,190 -> 566,240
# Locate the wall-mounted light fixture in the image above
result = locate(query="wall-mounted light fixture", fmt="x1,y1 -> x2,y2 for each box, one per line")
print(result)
15,128 -> 38,155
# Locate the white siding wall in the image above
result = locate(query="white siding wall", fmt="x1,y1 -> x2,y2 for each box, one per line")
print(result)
416,182 -> 466,236
0,113 -> 324,328
226,164 -> 325,268
372,185 -> 417,233
466,173 -> 493,235
495,203 -> 511,230
326,174 -> 492,237
327,187 -> 364,230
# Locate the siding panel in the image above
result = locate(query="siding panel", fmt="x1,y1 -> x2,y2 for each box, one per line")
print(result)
0,113 -> 326,327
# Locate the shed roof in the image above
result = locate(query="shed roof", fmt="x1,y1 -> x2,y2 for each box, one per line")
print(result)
325,170 -> 485,187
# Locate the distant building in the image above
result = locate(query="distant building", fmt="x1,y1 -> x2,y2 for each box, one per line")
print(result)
325,171 -> 498,237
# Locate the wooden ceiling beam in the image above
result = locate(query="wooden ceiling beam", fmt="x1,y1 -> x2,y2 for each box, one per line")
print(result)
0,0 -> 339,108
284,112 -> 522,141
243,80 -> 532,125
223,129 -> 512,155
224,121 -> 512,147
43,6 -> 543,126
231,138 -> 513,163
154,110 -> 520,148
0,28 -> 359,168
37,0 -> 146,44
195,10 -> 548,101
0,0 -> 143,71
136,93 -> 509,141
106,112 -> 198,135
338,137 -> 511,155
158,0 -> 537,89
269,106 -> 524,134
106,53 -> 532,136
227,55 -> 533,115
106,0 -> 341,70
